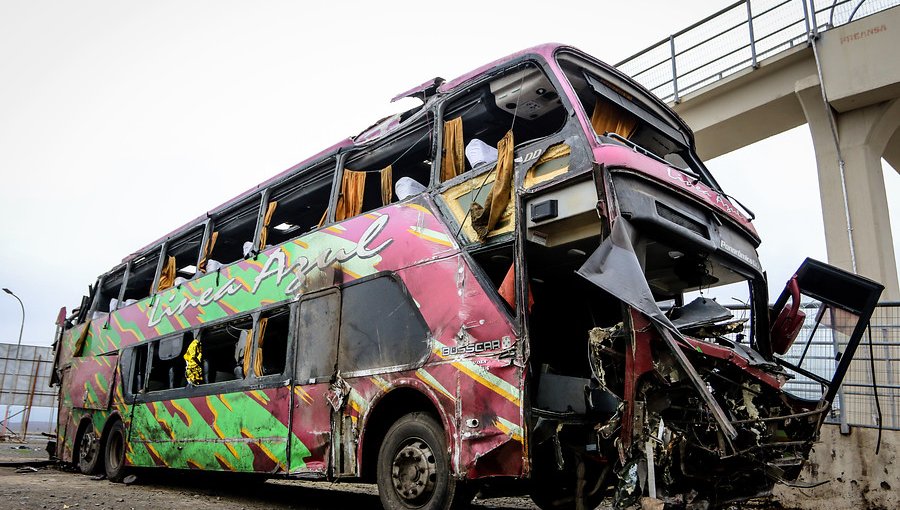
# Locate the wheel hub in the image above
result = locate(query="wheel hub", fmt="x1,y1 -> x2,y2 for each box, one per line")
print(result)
80,431 -> 98,464
391,439 -> 437,503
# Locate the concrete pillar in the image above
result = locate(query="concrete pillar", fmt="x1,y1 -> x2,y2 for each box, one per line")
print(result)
796,77 -> 900,300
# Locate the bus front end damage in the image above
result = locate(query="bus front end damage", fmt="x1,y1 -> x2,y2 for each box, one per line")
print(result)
525,163 -> 884,509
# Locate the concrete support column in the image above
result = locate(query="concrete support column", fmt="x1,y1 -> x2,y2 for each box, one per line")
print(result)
796,78 -> 900,300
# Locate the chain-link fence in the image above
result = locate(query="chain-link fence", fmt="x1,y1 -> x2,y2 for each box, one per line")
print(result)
616,0 -> 900,103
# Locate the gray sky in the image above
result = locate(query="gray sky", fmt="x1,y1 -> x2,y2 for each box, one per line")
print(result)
1,0 -> 898,350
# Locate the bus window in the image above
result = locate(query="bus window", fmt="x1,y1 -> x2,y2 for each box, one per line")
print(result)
439,63 -> 566,182
157,227 -> 204,291
338,275 -> 430,375
122,249 -> 160,304
336,123 -> 433,221
146,334 -> 188,392
207,198 -> 262,267
196,316 -> 254,384
266,164 -> 335,246
129,343 -> 150,394
295,290 -> 340,384
92,266 -> 125,315
253,307 -> 291,377
555,56 -> 706,183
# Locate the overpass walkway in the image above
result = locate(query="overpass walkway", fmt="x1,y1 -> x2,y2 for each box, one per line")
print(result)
617,0 -> 900,299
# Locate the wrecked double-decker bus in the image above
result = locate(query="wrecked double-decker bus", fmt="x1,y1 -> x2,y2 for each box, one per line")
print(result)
50,44 -> 883,510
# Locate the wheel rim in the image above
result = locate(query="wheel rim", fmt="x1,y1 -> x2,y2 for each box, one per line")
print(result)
390,437 -> 437,505
79,431 -> 98,466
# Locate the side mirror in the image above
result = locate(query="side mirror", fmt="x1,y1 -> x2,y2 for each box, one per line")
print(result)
770,276 -> 805,355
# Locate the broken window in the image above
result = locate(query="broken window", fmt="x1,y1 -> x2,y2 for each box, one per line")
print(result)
295,290 -> 340,384
92,266 -> 126,315
128,343 -> 150,394
158,227 -> 204,289
439,63 -> 566,180
253,307 -> 291,377
338,275 -> 430,375
197,316 -> 254,384
469,243 -> 519,315
336,123 -> 433,220
122,248 -> 160,303
556,54 -> 720,189
207,197 -> 262,267
265,162 -> 335,246
146,334 -> 188,392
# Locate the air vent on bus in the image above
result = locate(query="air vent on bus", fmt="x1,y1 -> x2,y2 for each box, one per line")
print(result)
656,202 -> 709,239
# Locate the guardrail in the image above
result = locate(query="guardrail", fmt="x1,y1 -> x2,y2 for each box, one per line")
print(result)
616,0 -> 900,103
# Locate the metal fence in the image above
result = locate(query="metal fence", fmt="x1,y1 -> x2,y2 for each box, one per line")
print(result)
616,0 -> 900,103
727,302 -> 900,431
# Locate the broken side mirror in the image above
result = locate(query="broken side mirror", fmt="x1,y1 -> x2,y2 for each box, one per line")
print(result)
770,276 -> 805,355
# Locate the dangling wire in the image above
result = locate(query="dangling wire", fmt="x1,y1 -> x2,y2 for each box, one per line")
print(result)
454,64 -> 529,240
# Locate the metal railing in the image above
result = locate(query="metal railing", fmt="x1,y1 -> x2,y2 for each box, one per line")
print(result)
616,0 -> 900,103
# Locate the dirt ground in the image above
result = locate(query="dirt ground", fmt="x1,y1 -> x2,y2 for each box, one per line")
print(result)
0,439 -> 541,510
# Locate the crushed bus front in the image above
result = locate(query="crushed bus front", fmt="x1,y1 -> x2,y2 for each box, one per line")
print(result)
521,123 -> 884,508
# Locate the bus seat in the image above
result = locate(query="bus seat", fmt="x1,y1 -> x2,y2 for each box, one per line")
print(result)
396,177 -> 426,200
466,138 -> 498,167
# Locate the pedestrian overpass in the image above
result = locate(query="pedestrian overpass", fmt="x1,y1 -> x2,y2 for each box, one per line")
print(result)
617,0 -> 900,299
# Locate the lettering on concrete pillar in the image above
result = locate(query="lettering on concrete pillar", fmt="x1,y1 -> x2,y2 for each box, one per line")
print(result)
840,25 -> 888,45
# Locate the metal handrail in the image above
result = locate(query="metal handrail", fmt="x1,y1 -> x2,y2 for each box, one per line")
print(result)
616,0 -> 900,104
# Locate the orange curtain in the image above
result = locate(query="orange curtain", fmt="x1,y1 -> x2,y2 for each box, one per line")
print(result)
157,255 -> 176,292
498,263 -> 534,313
591,98 -> 637,139
335,169 -> 367,221
440,117 -> 464,182
253,318 -> 269,377
470,130 -> 514,238
257,201 -> 278,249
242,328 -> 254,378
380,165 -> 393,205
197,231 -> 219,273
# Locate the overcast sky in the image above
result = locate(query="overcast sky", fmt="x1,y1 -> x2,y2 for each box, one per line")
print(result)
1,0 -> 898,351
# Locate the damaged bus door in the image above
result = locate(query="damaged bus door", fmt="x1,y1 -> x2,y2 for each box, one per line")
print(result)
765,258 -> 883,425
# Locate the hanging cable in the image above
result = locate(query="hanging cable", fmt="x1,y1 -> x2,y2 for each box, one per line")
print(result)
866,325 -> 883,453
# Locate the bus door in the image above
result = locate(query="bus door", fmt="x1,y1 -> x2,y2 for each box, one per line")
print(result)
289,288 -> 341,477
765,258 -> 883,421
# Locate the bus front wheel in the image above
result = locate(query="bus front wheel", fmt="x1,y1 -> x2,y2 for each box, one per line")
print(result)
376,412 -> 464,510
104,420 -> 128,482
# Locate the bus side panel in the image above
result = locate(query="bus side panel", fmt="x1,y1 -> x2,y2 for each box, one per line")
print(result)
395,258 -> 526,479
288,383 -> 332,475
66,355 -> 119,411
125,386 -> 292,473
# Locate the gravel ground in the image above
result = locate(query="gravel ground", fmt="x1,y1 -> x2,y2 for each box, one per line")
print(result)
0,465 -> 544,510
0,439 -> 541,510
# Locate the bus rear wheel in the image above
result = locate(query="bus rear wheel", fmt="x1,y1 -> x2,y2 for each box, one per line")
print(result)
377,412 -> 463,510
104,420 -> 128,482
76,425 -> 102,475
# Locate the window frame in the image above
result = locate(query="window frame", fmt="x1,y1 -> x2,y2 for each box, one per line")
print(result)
336,272 -> 434,379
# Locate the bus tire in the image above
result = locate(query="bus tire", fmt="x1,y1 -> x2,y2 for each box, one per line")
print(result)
104,420 -> 128,482
376,412 -> 463,510
76,423 -> 102,475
